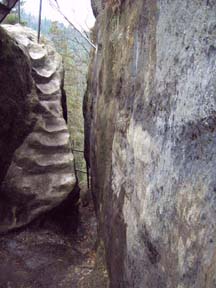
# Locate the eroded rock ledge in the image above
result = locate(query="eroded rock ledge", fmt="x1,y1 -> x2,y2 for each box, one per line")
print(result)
84,0 -> 216,287
0,25 -> 76,233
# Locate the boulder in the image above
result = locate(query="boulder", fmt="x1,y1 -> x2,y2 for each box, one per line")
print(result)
0,25 -> 76,232
84,0 -> 216,287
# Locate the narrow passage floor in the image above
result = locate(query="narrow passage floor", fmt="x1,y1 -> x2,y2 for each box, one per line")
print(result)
0,202 -> 108,288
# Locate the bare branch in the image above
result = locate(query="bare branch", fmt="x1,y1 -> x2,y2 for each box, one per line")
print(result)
49,0 -> 96,50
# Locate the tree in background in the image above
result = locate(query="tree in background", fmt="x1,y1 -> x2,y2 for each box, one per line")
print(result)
3,0 -> 26,24
3,7 -> 91,184
49,21 -> 90,184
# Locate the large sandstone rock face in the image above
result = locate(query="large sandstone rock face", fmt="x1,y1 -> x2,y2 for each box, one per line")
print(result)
0,25 -> 76,232
84,1 -> 216,287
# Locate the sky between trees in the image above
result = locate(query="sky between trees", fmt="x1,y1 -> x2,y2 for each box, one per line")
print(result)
23,0 -> 95,31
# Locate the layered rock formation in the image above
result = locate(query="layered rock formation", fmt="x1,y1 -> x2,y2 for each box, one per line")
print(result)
0,25 -> 76,232
84,0 -> 216,287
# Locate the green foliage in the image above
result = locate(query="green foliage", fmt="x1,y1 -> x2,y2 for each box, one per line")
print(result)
9,10 -> 91,184
3,0 -> 27,25
3,13 -> 18,24
3,13 -> 27,25
48,21 -> 90,184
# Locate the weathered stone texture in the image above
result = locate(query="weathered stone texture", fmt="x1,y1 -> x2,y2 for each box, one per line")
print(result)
85,0 -> 216,287
91,0 -> 105,17
0,25 -> 76,232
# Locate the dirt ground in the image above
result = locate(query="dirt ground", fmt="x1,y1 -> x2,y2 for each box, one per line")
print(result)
0,202 -> 108,288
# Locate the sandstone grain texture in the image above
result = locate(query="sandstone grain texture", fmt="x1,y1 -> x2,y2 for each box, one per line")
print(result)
0,25 -> 76,232
84,1 -> 216,287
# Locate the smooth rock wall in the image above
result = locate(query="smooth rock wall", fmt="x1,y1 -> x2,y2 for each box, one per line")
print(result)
84,1 -> 216,287
0,25 -> 76,232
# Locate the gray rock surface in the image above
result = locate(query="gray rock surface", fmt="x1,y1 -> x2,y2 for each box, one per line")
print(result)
91,0 -> 105,17
84,1 -> 216,287
0,25 -> 76,232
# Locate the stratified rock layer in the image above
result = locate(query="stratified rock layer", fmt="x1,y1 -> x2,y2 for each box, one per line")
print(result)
0,25 -> 76,232
84,1 -> 216,287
